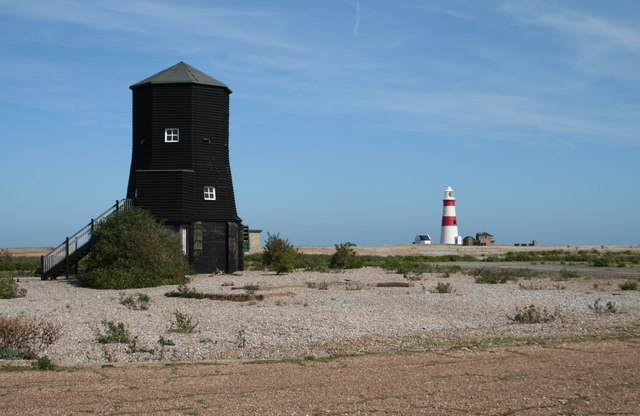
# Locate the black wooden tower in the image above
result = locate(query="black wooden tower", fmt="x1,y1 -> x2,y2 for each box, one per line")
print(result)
127,62 -> 243,273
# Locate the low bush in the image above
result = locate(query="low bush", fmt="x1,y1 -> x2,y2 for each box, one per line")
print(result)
0,277 -> 27,299
243,253 -> 265,271
329,242 -> 362,269
510,305 -> 558,324
0,346 -> 23,359
470,269 -> 511,284
0,248 -> 10,263
558,269 -> 580,279
97,320 -> 133,344
170,310 -> 198,333
80,207 -> 190,289
0,261 -> 40,272
31,355 -> 56,371
592,258 -> 611,267
164,284 -> 204,299
261,233 -> 299,274
589,298 -> 619,314
619,280 -> 638,291
157,335 -> 175,346
0,315 -> 61,359
470,268 -> 538,283
119,293 -> 151,310
482,249 -> 640,266
301,255 -> 329,272
434,282 -> 453,293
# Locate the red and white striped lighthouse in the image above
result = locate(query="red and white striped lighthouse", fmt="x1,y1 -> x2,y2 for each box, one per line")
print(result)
440,186 -> 461,245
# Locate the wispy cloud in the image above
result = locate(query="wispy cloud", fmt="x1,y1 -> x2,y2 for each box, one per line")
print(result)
501,1 -> 640,82
353,0 -> 361,37
0,0 -> 301,51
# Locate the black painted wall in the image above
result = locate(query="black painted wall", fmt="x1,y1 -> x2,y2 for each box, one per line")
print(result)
126,63 -> 243,273
127,83 -> 239,223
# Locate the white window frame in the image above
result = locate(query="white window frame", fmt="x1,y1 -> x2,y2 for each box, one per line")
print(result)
165,128 -> 179,142
204,186 -> 216,200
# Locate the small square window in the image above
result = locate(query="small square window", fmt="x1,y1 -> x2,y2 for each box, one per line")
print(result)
204,186 -> 216,200
165,128 -> 179,142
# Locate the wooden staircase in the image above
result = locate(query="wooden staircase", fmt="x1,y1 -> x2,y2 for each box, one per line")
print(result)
41,199 -> 134,280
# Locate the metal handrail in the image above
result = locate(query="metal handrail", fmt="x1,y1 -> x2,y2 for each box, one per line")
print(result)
41,198 -> 134,278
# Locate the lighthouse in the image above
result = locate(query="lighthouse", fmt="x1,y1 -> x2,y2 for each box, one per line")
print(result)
440,186 -> 461,245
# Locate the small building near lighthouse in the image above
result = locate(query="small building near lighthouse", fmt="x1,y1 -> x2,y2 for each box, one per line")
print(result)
414,234 -> 432,244
476,232 -> 495,245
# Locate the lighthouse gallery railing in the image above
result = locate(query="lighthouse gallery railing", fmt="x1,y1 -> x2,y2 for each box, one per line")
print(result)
41,198 -> 134,279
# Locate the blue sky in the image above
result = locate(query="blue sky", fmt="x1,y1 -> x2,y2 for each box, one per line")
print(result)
1,0 -> 638,247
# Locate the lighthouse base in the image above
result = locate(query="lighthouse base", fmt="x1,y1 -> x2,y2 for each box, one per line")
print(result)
440,228 -> 462,245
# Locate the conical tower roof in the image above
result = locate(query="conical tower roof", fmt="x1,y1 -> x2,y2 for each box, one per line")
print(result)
130,61 -> 231,92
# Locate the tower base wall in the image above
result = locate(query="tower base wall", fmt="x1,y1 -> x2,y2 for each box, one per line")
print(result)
163,221 -> 244,274
190,221 -> 244,274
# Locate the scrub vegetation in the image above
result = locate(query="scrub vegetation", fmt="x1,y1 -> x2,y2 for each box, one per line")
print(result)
483,249 -> 640,265
80,207 -> 190,289
0,249 -> 40,275
509,305 -> 559,324
245,247 -> 638,284
329,242 -> 362,269
0,315 -> 61,359
619,281 -> 638,291
0,277 -> 27,299
261,233 -> 299,274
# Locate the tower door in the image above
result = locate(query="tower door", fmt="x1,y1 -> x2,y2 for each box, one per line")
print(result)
199,223 -> 227,273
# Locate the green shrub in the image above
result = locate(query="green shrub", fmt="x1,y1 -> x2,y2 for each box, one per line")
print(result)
31,355 -> 56,371
157,336 -> 175,346
0,252 -> 40,273
619,280 -> 638,291
80,207 -> 190,289
0,346 -> 22,360
470,269 -> 511,284
480,249 -> 640,265
510,305 -> 557,324
329,242 -> 362,269
470,268 -> 537,283
0,249 -> 11,264
97,320 -> 133,344
0,277 -> 27,299
243,253 -> 266,270
559,269 -> 580,279
592,258 -> 611,267
508,268 -> 540,278
261,233 -> 299,274
170,310 -> 198,333
119,293 -> 151,310
301,255 -> 330,272
0,315 -> 61,359
589,298 -> 619,314
164,284 -> 205,299
434,282 -> 453,293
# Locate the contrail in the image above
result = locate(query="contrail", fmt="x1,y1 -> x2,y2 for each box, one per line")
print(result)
354,0 -> 361,36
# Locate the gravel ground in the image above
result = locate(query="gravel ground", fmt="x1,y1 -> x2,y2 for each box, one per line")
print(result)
2,339 -> 639,415
2,267 -> 639,366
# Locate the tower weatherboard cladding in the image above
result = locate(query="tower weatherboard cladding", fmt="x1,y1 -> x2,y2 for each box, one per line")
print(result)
127,62 -> 243,273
